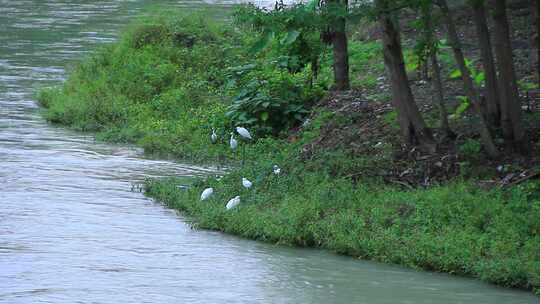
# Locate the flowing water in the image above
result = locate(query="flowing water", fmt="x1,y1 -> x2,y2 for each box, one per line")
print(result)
0,1 -> 538,303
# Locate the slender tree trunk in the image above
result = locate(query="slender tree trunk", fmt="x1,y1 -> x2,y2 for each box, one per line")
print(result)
492,0 -> 527,152
439,0 -> 499,158
329,0 -> 350,90
332,30 -> 350,90
529,0 -> 538,81
536,0 -> 540,85
422,4 -> 454,139
376,0 -> 436,151
472,1 -> 501,127
431,53 -> 454,139
309,57 -> 319,88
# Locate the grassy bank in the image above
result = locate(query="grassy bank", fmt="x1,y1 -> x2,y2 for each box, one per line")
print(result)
37,11 -> 326,162
39,10 -> 540,293
39,13 -> 251,161
146,173 -> 540,292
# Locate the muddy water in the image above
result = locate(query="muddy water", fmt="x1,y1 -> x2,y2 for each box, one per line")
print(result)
0,1 -> 539,303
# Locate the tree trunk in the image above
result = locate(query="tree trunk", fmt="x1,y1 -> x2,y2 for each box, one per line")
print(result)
422,3 -> 454,140
439,0 -> 499,158
492,0 -> 527,152
431,53 -> 454,139
472,1 -> 501,127
537,0 -> 540,85
330,0 -> 350,90
376,0 -> 436,151
309,57 -> 319,88
331,30 -> 350,90
529,0 -> 538,82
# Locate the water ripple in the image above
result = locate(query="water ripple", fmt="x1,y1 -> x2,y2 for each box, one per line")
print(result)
0,1 -> 538,304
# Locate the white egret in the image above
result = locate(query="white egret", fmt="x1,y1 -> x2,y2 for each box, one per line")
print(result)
273,165 -> 281,175
229,133 -> 238,150
200,188 -> 214,201
242,177 -> 252,189
236,126 -> 252,140
211,128 -> 218,144
226,196 -> 241,210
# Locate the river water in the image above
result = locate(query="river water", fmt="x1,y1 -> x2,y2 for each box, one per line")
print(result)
0,1 -> 539,303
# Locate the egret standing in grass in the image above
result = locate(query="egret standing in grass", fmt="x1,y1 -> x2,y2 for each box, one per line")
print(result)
200,187 -> 214,201
242,177 -> 252,189
211,128 -> 218,144
211,128 -> 221,167
229,133 -> 238,150
236,126 -> 252,140
235,127 -> 252,167
226,196 -> 240,210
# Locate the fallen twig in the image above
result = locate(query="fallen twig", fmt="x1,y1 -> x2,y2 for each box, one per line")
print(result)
502,171 -> 539,188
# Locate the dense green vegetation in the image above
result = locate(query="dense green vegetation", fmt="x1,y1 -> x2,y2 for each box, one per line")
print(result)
39,4 -> 540,295
39,13 -> 250,160
38,11 -> 337,161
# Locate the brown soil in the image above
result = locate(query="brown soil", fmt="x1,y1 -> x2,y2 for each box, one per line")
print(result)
299,2 -> 540,188
299,90 -> 539,188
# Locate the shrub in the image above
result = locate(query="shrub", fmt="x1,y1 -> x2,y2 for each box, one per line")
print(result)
225,64 -> 321,135
459,138 -> 482,160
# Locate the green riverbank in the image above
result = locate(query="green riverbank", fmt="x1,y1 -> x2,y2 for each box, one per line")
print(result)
39,10 -> 540,294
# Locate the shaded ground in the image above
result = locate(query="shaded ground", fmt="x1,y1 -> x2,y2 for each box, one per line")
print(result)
299,1 -> 540,188
299,90 -> 539,188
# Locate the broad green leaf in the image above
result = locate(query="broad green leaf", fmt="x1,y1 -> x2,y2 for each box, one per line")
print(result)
231,63 -> 257,75
474,72 -> 485,86
450,69 -> 462,79
305,0 -> 318,10
450,96 -> 470,120
260,112 -> 269,121
280,30 -> 301,45
406,61 -> 419,73
250,30 -> 273,54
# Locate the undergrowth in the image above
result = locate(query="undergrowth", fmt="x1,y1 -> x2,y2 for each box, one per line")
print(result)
39,12 -> 255,161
